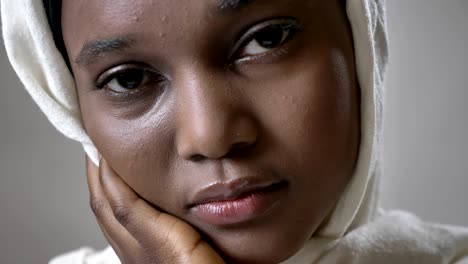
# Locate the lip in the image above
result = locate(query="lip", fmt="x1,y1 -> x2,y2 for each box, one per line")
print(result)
188,178 -> 288,226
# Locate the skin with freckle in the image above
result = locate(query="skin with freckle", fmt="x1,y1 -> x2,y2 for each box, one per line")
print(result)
61,0 -> 359,263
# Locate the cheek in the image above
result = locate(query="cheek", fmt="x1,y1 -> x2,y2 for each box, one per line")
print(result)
260,48 -> 356,166
78,93 -> 180,209
256,45 -> 358,220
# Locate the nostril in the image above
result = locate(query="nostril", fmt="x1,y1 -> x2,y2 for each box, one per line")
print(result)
177,113 -> 259,161
190,154 -> 206,162
231,142 -> 251,150
227,141 -> 256,158
187,141 -> 255,162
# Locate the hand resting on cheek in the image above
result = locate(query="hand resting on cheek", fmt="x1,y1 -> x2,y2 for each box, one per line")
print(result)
86,157 -> 225,264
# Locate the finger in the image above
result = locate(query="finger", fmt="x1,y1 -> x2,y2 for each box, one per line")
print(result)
99,158 -> 198,250
86,156 -> 114,226
86,157 -> 123,252
189,241 -> 226,264
85,157 -> 141,257
99,158 -> 226,264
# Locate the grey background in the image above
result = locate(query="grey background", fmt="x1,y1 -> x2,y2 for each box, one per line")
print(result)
1,1 -> 467,263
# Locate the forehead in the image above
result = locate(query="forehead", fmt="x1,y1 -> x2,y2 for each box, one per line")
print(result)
61,0 -> 299,34
62,0 -> 263,23
61,0 -> 310,58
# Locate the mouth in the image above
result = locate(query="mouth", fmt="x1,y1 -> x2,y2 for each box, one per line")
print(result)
188,178 -> 289,226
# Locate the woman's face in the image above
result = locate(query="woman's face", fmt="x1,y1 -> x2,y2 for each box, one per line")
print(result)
62,0 -> 359,262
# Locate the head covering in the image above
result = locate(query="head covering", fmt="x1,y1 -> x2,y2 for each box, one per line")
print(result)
1,0 -> 388,262
42,0 -> 70,70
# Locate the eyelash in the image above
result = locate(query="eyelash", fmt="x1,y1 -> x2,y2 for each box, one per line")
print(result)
231,17 -> 302,63
94,17 -> 302,96
95,64 -> 166,97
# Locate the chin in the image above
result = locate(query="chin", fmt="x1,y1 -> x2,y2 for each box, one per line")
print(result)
219,241 -> 304,264
202,223 -> 313,264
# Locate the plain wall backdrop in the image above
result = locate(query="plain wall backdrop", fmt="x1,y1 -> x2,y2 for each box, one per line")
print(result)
1,1 -> 467,263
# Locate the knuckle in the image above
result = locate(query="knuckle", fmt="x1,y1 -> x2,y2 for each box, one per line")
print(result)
112,200 -> 132,226
143,248 -> 177,264
89,197 -> 106,218
143,254 -> 161,264
187,237 -> 204,257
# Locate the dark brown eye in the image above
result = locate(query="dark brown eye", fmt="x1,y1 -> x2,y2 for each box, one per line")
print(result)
253,25 -> 287,49
235,18 -> 301,59
96,65 -> 166,95
111,69 -> 147,91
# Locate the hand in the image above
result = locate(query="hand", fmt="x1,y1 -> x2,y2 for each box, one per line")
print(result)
86,157 -> 225,264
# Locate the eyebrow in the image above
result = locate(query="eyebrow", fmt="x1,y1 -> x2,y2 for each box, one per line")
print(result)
74,1 -> 255,65
74,37 -> 134,66
217,0 -> 255,12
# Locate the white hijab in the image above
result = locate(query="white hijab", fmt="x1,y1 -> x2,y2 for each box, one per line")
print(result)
3,0 -> 468,263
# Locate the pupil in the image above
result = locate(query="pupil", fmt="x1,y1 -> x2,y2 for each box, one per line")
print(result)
117,69 -> 144,89
255,26 -> 284,49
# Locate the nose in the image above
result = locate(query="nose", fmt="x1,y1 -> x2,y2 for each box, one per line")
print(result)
175,71 -> 258,161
